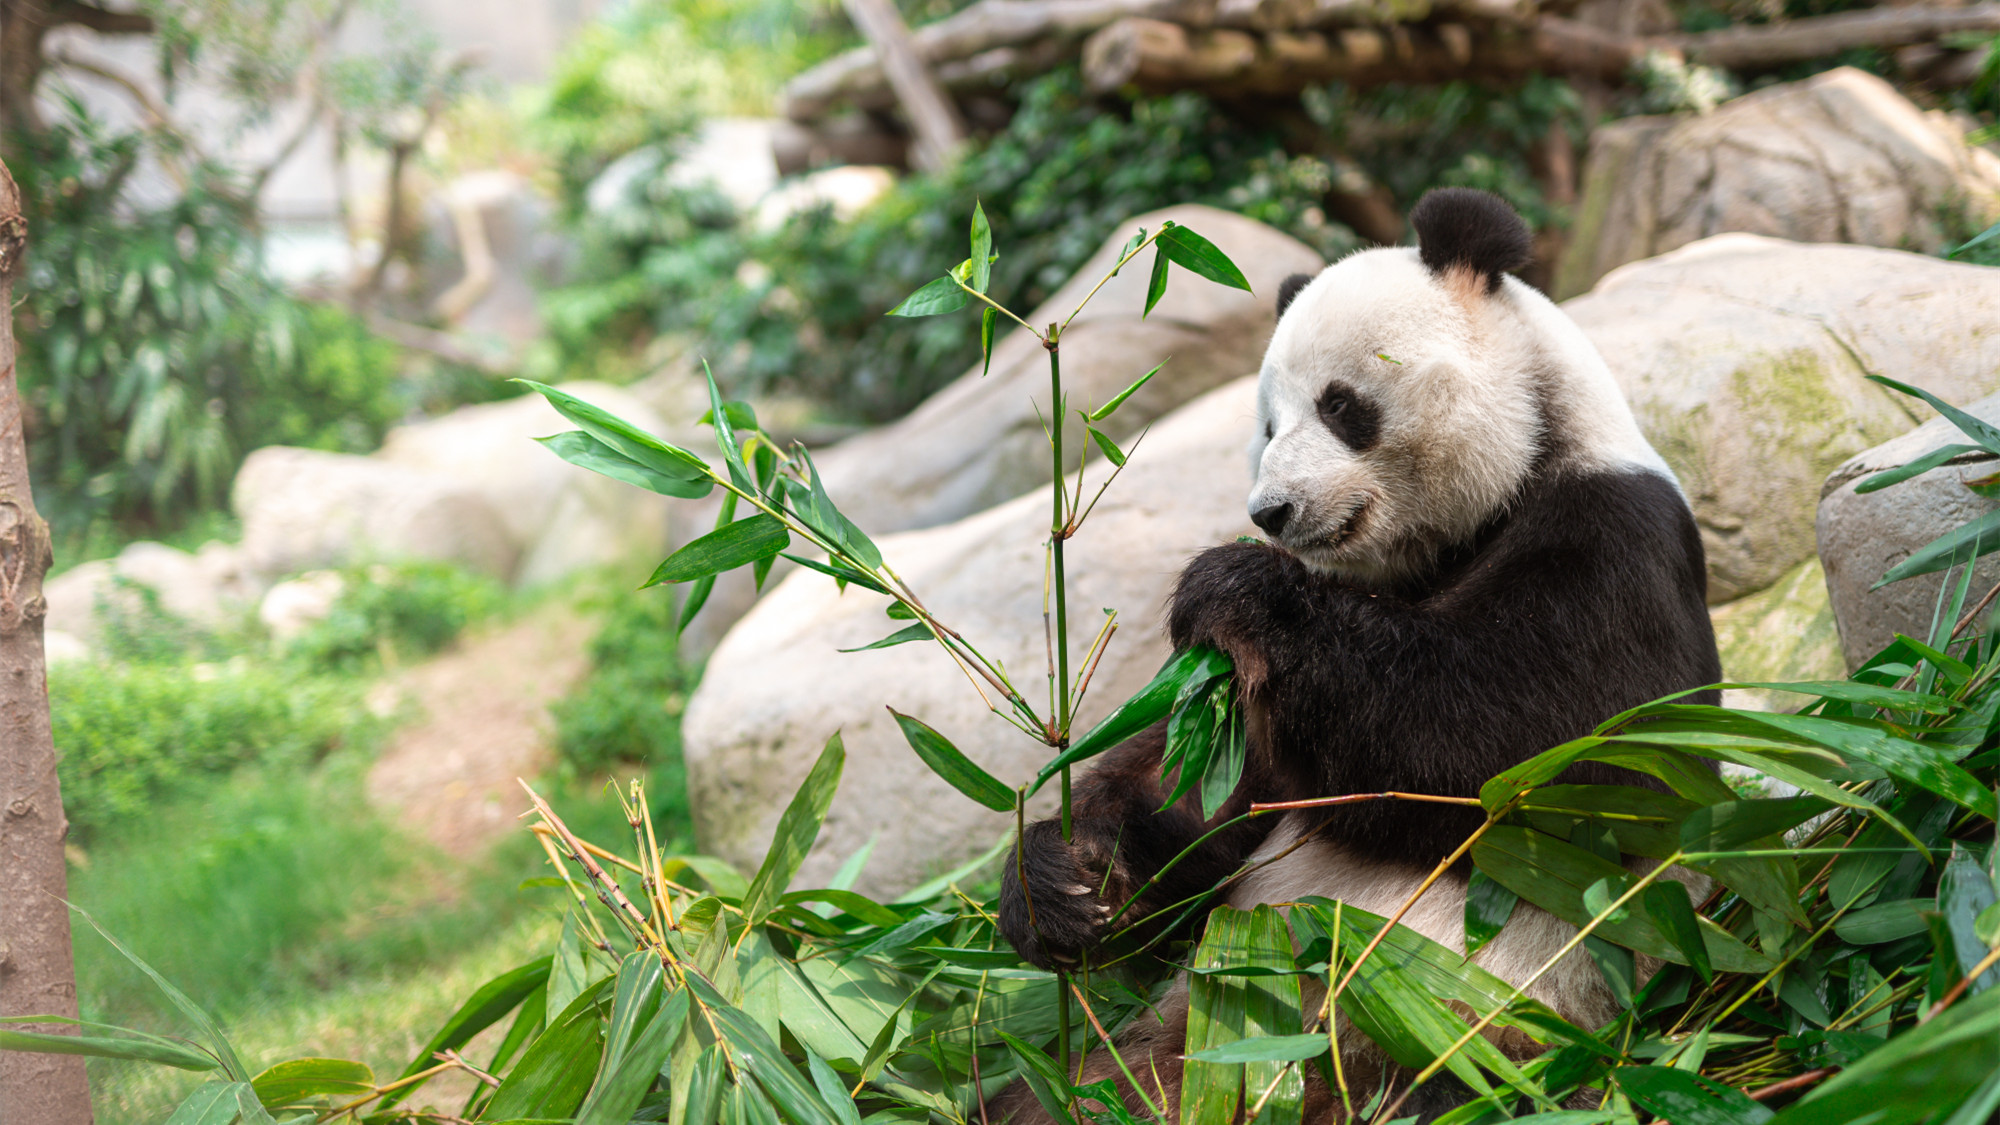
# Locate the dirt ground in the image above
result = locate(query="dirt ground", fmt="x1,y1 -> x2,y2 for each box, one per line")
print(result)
365,601 -> 596,857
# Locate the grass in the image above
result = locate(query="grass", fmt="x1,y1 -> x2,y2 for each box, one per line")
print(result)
71,754 -> 695,1124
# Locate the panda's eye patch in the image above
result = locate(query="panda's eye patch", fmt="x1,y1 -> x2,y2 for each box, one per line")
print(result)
1317,382 -> 1379,450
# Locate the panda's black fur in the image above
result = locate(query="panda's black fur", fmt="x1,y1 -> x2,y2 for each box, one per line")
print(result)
991,190 -> 1722,1123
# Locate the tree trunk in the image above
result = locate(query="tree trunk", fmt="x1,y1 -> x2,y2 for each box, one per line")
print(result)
0,0 -> 156,141
839,0 -> 967,171
0,159 -> 92,1124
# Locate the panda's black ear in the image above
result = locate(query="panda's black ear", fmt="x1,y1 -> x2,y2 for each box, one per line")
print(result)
1276,273 -> 1313,318
1409,188 -> 1531,294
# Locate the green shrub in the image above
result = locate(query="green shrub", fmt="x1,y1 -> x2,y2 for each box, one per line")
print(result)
552,585 -> 692,778
51,659 -> 374,841
543,68 -> 1357,419
288,561 -> 505,672
14,96 -> 404,535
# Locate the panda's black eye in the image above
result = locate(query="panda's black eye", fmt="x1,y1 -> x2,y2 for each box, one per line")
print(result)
1317,382 -> 1380,451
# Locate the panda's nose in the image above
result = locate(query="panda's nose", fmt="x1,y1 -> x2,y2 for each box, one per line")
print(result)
1251,501 -> 1292,537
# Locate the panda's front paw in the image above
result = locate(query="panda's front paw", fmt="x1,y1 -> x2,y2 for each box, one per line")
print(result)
1167,541 -> 1309,685
998,819 -> 1118,970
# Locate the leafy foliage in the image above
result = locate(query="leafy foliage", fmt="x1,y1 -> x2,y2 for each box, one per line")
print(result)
552,583 -> 696,776
51,657 -> 373,843
1305,75 -> 1581,234
14,99 -> 403,533
286,561 -> 504,672
543,69 -> 1356,419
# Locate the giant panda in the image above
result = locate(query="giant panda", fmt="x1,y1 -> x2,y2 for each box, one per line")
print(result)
992,188 -> 1722,1122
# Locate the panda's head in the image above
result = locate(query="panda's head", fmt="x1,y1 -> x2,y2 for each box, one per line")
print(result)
1249,188 -> 1557,585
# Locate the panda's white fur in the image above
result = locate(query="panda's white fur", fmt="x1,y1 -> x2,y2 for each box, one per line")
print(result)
1249,247 -> 1674,586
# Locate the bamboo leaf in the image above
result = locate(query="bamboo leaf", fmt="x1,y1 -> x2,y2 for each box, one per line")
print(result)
704,360 -> 752,493
1770,988 -> 2000,1125
1644,881 -> 1713,983
1615,1066 -> 1773,1125
981,306 -> 997,378
481,977 -> 613,1122
1035,646 -> 1232,790
1680,797 -> 1829,855
677,575 -> 716,632
969,202 -> 993,294
1088,360 -> 1168,422
838,623 -> 934,652
782,552 -> 891,594
382,957 -> 551,1108
576,962 -> 686,1125
1158,225 -> 1254,292
742,732 -> 845,926
1867,374 -> 2000,454
1939,844 -> 2000,996
537,432 -> 714,499
685,976 -> 846,1125
1473,826 -> 1773,973
518,380 -> 712,484
888,709 -> 1017,812
164,1081 -> 249,1125
645,514 -> 789,587
1464,868 -> 1519,958
250,1058 -> 374,1108
1144,243 -> 1171,318
888,276 -> 969,317
1874,508 -> 2000,589
997,1031 -> 1076,1125
71,906 -> 249,1081
1855,444 -> 1987,493
1948,220 -> 2000,259
0,1027 -> 217,1071
1184,1034 -> 1329,1063
807,1052 -> 864,1125
1086,426 -> 1127,467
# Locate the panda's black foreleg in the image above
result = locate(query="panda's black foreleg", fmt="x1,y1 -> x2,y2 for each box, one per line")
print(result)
998,722 -> 1272,970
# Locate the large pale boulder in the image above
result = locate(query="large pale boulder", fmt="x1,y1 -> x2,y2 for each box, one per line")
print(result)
233,448 -> 520,581
1816,392 -> 2000,668
1563,234 -> 2000,604
44,540 -> 263,643
815,204 -> 1320,536
377,382 -> 678,587
682,377 -> 1261,896
1555,67 -> 2000,300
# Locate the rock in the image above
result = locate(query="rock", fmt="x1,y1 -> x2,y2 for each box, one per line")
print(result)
43,541 -> 263,643
752,165 -> 896,230
233,447 -> 521,582
377,382 -> 678,587
682,377 -> 1262,897
815,204 -> 1322,537
1555,67 -> 2000,300
260,571 -> 347,642
1563,233 -> 2000,604
1709,558 -> 1845,712
43,629 -> 91,667
1817,392 -> 2000,668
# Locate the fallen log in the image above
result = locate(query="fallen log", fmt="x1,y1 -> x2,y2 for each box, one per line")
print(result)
1079,5 -> 2000,97
1674,2 -> 2000,70
784,0 -> 1216,120
781,0 -> 1552,120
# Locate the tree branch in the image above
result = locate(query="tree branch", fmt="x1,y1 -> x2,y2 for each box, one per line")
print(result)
53,0 -> 153,35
